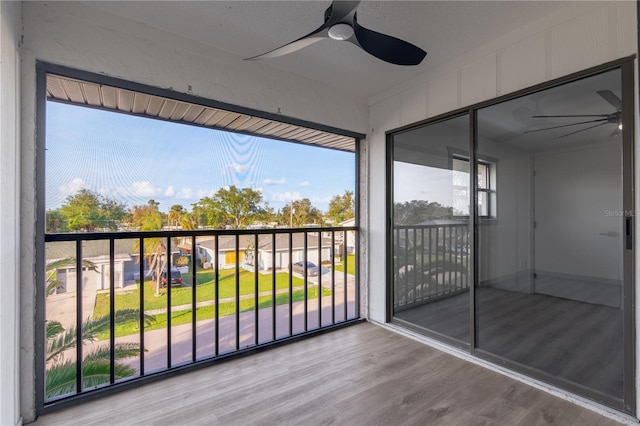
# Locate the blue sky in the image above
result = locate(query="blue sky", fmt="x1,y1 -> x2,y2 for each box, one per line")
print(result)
46,102 -> 355,213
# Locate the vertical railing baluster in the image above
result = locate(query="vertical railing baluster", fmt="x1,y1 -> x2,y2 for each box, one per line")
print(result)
413,228 -> 418,304
331,230 -> 335,325
139,238 -> 145,375
435,227 -> 440,296
254,233 -> 259,346
288,232 -> 293,336
271,233 -> 276,341
191,235 -> 196,362
394,228 -> 399,309
354,227 -> 360,319
214,234 -> 219,357
448,227 -> 452,294
343,229 -> 348,321
75,240 -> 83,394
303,231 -> 308,332
420,227 -> 425,302
404,228 -> 409,305
167,237 -> 172,368
318,231 -> 322,328
235,234 -> 240,351
109,239 -> 115,383
453,226 -> 458,291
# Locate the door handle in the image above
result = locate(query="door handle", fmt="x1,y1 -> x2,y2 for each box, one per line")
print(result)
625,217 -> 633,250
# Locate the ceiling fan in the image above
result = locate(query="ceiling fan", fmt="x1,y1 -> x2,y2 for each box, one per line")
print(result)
524,90 -> 622,138
245,1 -> 426,66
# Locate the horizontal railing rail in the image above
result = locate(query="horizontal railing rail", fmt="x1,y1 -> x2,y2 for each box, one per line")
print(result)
392,223 -> 469,310
43,226 -> 359,406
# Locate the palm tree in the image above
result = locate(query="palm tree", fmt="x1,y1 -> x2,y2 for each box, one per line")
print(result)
45,309 -> 154,398
133,237 -> 168,297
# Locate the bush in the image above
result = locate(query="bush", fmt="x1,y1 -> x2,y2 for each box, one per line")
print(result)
175,256 -> 190,266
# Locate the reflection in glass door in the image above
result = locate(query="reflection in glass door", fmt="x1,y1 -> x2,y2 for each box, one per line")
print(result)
475,68 -> 626,399
388,62 -> 634,413
391,114 -> 470,344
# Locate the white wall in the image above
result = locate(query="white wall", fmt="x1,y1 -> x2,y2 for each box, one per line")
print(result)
0,1 -> 22,425
367,0 -> 637,321
534,142 -> 623,281
19,1 -> 368,421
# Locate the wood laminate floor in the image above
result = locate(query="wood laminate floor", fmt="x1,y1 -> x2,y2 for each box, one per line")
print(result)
32,323 -> 621,425
395,287 -> 623,398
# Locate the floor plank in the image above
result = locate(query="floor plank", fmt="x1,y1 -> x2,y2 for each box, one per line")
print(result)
395,287 -> 624,398
32,323 -> 621,426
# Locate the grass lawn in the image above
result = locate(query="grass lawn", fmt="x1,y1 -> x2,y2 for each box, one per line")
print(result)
100,286 -> 332,340
94,268 -> 306,317
333,254 -> 356,276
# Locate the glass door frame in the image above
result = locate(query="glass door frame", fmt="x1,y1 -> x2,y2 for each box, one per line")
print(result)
385,56 -> 636,415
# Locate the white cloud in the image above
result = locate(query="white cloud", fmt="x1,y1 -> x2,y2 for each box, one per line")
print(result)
164,186 -> 176,197
263,177 -> 286,185
298,181 -> 312,187
178,187 -> 194,199
196,189 -> 214,198
129,181 -> 160,197
60,177 -> 87,197
271,191 -> 302,202
230,163 -> 249,173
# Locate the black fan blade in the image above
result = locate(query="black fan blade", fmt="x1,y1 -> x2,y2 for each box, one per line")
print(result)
245,25 -> 329,61
524,118 -> 608,134
352,22 -> 426,66
532,114 -> 610,118
557,121 -> 608,139
597,90 -> 622,109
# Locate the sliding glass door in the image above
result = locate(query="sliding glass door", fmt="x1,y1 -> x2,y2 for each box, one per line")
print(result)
388,60 -> 634,413
476,67 -> 626,400
391,115 -> 470,345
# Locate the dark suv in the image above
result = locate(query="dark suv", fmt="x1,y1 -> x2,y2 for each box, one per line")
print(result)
160,269 -> 183,287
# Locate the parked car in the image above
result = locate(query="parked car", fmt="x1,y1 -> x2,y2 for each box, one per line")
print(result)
292,261 -> 319,277
160,269 -> 183,287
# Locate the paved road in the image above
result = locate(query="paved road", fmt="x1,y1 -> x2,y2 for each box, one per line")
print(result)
116,274 -> 357,372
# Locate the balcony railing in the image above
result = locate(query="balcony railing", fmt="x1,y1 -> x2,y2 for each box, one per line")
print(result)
42,226 -> 358,407
393,223 -> 469,310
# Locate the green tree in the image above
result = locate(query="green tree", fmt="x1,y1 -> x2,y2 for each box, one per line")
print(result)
394,200 -> 454,225
131,200 -> 164,230
46,209 -> 68,233
57,189 -> 127,232
193,186 -> 263,229
168,204 -> 186,227
282,198 -> 323,227
327,190 -> 355,224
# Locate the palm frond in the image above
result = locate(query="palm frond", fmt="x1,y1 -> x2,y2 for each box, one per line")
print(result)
45,360 -> 77,398
45,360 -> 138,399
83,342 -> 141,362
46,321 -> 64,340
46,324 -> 78,362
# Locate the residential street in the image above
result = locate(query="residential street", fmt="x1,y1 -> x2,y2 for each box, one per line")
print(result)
117,274 -> 357,373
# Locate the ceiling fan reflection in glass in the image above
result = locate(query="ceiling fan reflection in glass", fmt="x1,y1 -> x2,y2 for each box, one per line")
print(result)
524,90 -> 621,139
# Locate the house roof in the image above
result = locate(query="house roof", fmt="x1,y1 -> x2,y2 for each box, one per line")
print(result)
198,233 -> 332,253
46,240 -> 134,264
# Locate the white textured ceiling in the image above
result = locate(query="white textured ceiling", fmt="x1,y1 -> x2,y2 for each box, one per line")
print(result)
83,1 -> 574,100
